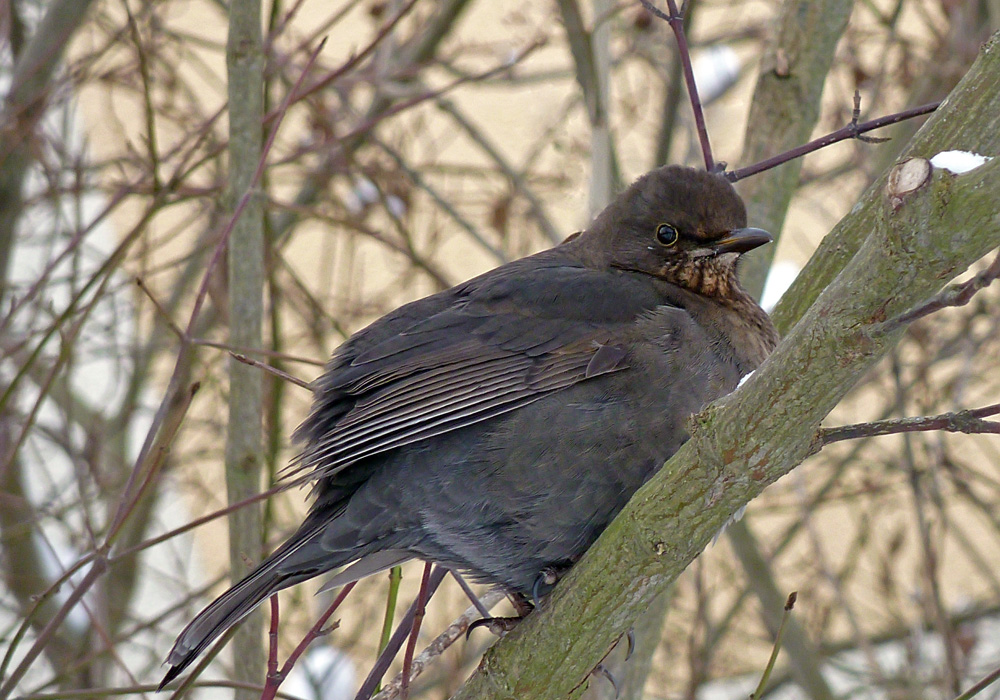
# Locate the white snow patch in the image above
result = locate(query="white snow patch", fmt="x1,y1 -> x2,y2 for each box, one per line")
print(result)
761,261 -> 800,312
693,45 -> 740,104
929,150 -> 992,174
712,504 -> 747,545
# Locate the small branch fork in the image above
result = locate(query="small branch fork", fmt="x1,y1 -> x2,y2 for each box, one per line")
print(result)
820,403 -> 1000,446
354,566 -> 448,700
878,250 -> 1000,334
637,2 -> 938,179
260,582 -> 358,700
726,95 -> 940,182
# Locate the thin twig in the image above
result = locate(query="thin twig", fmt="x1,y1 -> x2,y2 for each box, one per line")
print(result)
260,581 -> 357,700
135,277 -> 184,339
401,563 -> 433,700
820,403 -> 1000,445
230,352 -> 311,390
266,595 -> 280,683
953,664 -> 1000,700
371,588 -> 506,700
639,0 -> 715,170
374,566 -> 404,695
750,592 -> 797,700
193,337 -> 325,366
878,250 -> 1000,333
354,567 -> 448,700
727,100 -> 939,182
450,571 -> 492,618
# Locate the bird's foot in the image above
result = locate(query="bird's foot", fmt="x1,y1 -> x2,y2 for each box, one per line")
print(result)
466,615 -> 524,639
531,568 -> 560,608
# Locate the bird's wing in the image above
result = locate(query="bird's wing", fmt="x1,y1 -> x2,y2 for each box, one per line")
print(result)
286,262 -> 668,486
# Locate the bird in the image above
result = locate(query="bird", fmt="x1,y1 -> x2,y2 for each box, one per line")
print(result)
160,164 -> 779,687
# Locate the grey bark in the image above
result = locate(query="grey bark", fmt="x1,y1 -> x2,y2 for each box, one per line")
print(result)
225,1 -> 266,696
735,0 -> 854,299
450,32 -> 1000,700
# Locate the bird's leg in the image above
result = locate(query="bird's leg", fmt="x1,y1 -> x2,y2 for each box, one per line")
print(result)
465,592 -> 533,639
508,591 -> 534,617
466,567 -> 561,639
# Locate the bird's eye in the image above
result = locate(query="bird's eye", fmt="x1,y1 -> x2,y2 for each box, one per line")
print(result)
656,223 -> 679,247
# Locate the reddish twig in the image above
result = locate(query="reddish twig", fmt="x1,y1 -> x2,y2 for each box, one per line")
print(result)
639,0 -> 716,171
954,663 -> 1000,700
400,563 -> 433,700
354,567 -> 448,700
260,581 -> 357,700
878,249 -> 1000,333
726,100 -> 940,182
370,587 -> 507,700
820,403 -> 1000,446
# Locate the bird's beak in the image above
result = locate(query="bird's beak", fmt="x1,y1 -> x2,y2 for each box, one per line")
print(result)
711,227 -> 772,255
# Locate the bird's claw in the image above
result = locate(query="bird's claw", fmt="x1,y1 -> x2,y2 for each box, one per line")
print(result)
594,663 -> 621,699
531,568 -> 560,608
465,615 -> 524,639
624,627 -> 635,661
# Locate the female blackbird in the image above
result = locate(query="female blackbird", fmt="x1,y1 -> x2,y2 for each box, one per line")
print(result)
160,164 -> 778,686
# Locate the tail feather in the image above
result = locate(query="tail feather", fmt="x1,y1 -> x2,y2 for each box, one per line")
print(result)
159,519 -> 333,689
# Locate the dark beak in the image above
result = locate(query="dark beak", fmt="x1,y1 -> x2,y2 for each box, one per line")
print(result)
711,227 -> 772,255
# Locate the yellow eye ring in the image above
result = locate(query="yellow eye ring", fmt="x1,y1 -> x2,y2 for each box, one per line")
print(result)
656,223 -> 679,247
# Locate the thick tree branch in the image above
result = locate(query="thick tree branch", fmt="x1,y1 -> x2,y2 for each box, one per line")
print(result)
451,33 -> 1000,700
225,0 -> 267,695
734,0 -> 854,299
770,33 -> 1000,333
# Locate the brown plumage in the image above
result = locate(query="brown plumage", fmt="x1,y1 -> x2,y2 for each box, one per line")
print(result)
160,164 -> 778,688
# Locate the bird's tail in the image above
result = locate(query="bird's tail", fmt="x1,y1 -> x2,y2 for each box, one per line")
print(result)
158,518 -> 330,690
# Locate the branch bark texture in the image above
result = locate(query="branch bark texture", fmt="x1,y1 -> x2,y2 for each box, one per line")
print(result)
735,0 -> 854,298
225,0 -> 267,696
451,32 -> 1000,700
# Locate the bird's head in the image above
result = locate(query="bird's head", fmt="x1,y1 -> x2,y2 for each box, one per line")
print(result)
579,165 -> 771,299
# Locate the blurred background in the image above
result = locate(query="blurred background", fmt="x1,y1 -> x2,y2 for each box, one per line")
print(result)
1,1 -> 999,699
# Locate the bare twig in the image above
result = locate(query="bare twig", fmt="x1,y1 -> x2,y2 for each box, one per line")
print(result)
639,0 -> 716,171
727,100 -> 940,182
135,277 -> 184,339
820,403 -> 1000,446
750,592 -> 797,700
260,582 -> 357,700
354,567 -> 448,700
954,664 -> 1000,700
450,571 -> 492,618
878,250 -> 1000,333
371,588 -> 506,700
400,563 -> 433,700
230,352 -> 311,390
266,595 -> 280,683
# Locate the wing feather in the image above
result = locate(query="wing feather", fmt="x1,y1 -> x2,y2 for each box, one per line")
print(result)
289,264 -> 671,488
